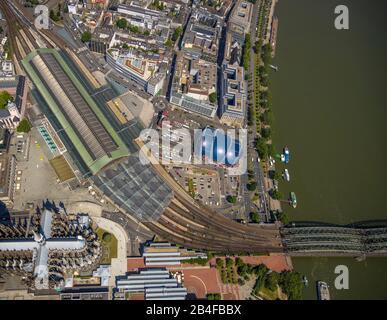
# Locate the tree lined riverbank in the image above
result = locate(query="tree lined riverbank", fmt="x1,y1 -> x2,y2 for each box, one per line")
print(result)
271,0 -> 387,299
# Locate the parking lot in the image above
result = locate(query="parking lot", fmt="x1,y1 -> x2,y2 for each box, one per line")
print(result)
168,166 -> 237,208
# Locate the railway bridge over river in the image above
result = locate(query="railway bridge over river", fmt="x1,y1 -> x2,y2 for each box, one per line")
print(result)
281,221 -> 387,257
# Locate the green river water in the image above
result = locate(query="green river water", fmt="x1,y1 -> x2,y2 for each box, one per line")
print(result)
271,0 -> 387,299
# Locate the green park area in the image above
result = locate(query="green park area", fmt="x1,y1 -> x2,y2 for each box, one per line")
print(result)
214,257 -> 303,300
96,228 -> 118,264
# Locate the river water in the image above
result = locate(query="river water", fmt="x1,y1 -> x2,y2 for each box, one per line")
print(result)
271,0 -> 387,299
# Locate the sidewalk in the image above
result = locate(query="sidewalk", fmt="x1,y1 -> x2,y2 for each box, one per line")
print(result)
93,216 -> 129,286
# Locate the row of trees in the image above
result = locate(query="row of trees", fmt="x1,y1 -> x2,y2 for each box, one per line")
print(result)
242,34 -> 252,79
116,18 -> 143,35
250,211 -> 260,223
149,0 -> 164,11
206,293 -> 221,300
216,258 -> 238,284
50,3 -> 63,22
81,31 -> 91,43
165,26 -> 183,48
254,44 -> 276,161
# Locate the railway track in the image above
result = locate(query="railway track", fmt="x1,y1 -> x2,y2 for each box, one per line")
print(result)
163,203 -> 275,245
135,140 -> 283,254
0,0 -> 58,64
144,194 -> 283,253
0,1 -> 26,61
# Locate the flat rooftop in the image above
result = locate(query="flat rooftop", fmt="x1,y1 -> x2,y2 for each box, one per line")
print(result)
22,49 -> 129,175
49,155 -> 76,182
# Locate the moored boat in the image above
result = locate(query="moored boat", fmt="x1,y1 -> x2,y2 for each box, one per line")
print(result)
284,146 -> 290,164
290,192 -> 297,208
284,169 -> 290,182
317,281 -> 330,300
303,276 -> 309,287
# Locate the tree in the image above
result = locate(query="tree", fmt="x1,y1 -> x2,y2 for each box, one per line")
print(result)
261,127 -> 271,139
116,18 -> 128,29
265,272 -> 279,291
0,26 -> 3,34
277,211 -> 289,225
242,33 -> 251,71
102,232 -> 112,242
273,170 -> 282,181
207,293 -> 221,300
171,26 -> 182,42
247,181 -> 257,191
267,143 -> 276,158
252,264 -> 269,295
250,212 -> 260,223
209,92 -> 217,104
226,195 -> 237,204
17,119 -> 31,133
0,91 -> 13,109
226,258 -> 234,268
216,258 -> 224,269
261,44 -> 272,66
165,38 -> 173,48
128,24 -> 140,33
49,9 -> 61,22
151,0 -> 164,11
184,257 -> 209,265
81,31 -> 92,43
270,190 -> 283,200
256,139 -> 268,160
278,271 -> 303,300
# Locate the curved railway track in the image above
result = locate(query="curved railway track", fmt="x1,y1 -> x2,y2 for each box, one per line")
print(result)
134,142 -> 283,254
144,194 -> 283,253
0,1 -> 26,62
0,0 -> 57,63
